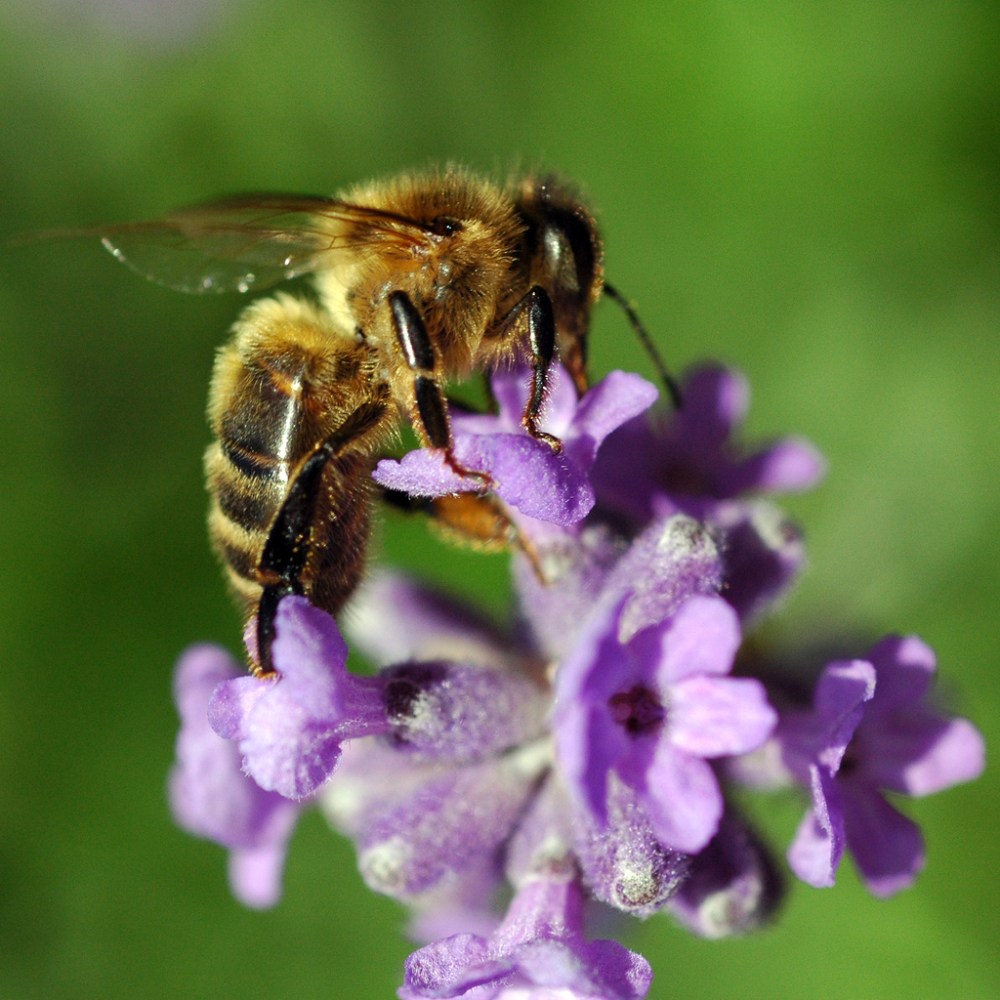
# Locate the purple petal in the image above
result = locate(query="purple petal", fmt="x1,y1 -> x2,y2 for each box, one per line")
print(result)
556,699 -> 628,828
579,938 -> 654,999
169,644 -> 301,908
680,364 -> 748,451
564,371 -> 659,468
724,436 -> 827,495
653,595 -> 741,685
866,634 -> 935,710
842,783 -> 925,897
228,842 -> 289,909
207,675 -> 270,741
811,659 -> 877,773
210,598 -> 379,799
553,599 -> 634,823
862,710 -> 986,796
456,433 -> 595,524
374,434 -> 594,526
787,766 -> 846,888
486,363 -> 578,437
271,596 -> 351,715
373,449 -> 473,496
241,690 -> 345,799
587,412 -> 664,524
401,933 -> 495,997
670,676 -> 777,757
641,741 -> 723,853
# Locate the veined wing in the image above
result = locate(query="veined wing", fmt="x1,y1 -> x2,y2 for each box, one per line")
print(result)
98,193 -> 432,294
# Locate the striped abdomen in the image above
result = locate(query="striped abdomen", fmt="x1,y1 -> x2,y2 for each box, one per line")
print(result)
204,296 -> 391,630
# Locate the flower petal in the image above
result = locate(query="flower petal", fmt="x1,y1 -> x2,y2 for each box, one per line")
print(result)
554,598 -> 634,823
228,841 -> 290,909
862,708 -> 986,796
842,783 -> 925,898
641,741 -> 723,853
724,436 -> 826,495
670,676 -> 776,757
565,370 -> 659,468
653,595 -> 741,685
456,433 -> 595,524
787,765 -> 845,888
867,634 -> 935,710
812,659 -> 876,773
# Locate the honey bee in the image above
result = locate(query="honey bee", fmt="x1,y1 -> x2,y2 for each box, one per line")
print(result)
100,168 -> 619,675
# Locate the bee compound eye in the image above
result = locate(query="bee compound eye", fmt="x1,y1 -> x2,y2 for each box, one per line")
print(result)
430,216 -> 462,237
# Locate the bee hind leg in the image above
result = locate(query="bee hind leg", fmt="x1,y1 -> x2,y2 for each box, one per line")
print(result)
252,399 -> 387,676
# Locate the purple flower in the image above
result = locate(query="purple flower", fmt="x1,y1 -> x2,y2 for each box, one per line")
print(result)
373,365 -> 658,530
208,595 -> 548,799
400,873 -> 653,1000
163,347 -> 985,993
780,635 -> 985,896
590,363 -> 825,524
554,594 -> 777,854
207,597 -> 385,798
168,644 -> 302,907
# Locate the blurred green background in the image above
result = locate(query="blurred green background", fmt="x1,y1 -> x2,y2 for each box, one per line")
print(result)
2,2 -> 996,998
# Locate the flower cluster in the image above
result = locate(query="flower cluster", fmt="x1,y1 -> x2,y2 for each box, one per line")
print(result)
169,362 -> 984,997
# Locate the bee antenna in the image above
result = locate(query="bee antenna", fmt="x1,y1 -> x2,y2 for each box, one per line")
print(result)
602,281 -> 683,410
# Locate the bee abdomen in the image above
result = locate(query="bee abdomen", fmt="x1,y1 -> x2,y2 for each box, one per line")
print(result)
205,444 -> 276,600
205,295 -> 390,616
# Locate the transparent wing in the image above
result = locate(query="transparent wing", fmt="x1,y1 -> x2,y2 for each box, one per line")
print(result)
97,194 -> 431,294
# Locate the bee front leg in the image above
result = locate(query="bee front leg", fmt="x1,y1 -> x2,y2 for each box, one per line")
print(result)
518,286 -> 561,452
388,290 -> 491,486
489,286 -> 561,452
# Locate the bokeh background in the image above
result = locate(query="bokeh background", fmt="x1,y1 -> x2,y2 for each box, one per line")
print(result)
2,2 -> 996,998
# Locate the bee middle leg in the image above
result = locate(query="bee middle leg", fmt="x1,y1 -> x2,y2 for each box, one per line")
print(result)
380,487 -> 547,582
388,290 -> 491,486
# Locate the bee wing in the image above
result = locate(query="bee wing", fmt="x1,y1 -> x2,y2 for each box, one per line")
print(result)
98,194 -> 429,295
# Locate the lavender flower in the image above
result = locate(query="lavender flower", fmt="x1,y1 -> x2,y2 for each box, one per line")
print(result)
206,597 -> 383,799
778,635 -> 985,896
169,644 -> 302,907
374,364 -> 658,532
166,360 -> 985,992
400,870 -> 653,1000
554,593 -> 776,854
589,363 -> 825,525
